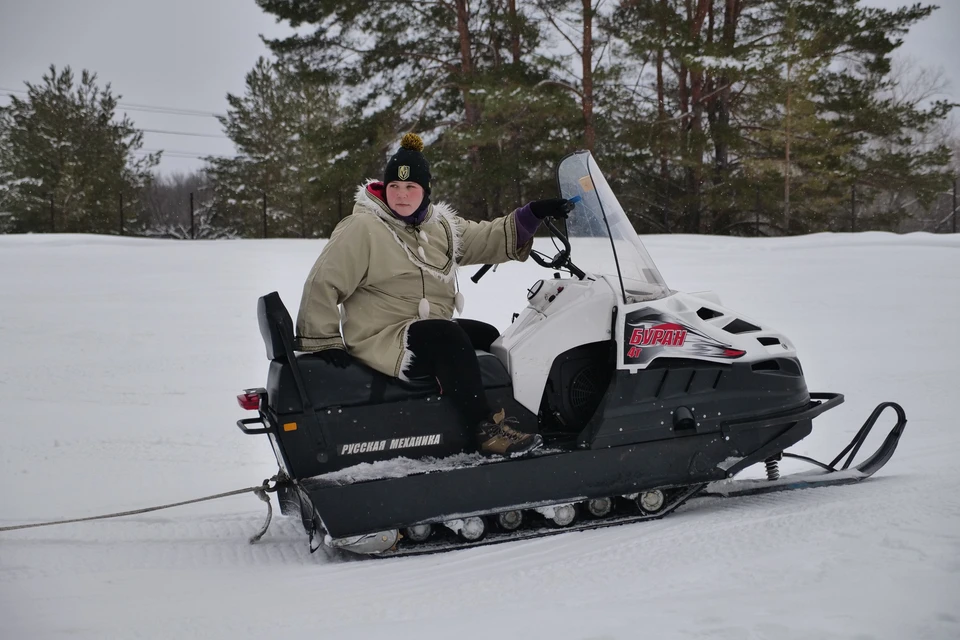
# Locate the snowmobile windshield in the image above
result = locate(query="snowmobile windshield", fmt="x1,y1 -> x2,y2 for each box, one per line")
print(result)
556,151 -> 670,303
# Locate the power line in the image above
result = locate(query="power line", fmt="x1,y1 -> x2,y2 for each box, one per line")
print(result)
136,148 -> 234,159
141,128 -> 228,139
118,103 -> 224,118
2,85 -> 237,161
3,91 -> 227,139
1,87 -> 224,118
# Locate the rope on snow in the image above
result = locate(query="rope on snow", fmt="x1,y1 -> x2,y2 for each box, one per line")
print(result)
0,476 -> 284,544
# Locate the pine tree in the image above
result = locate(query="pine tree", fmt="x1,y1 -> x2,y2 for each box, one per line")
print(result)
256,0 -> 581,220
205,58 -> 344,237
608,0 -> 953,235
246,0 -> 953,235
0,65 -> 158,234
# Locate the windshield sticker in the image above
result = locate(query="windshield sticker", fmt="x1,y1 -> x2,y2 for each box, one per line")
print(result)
623,309 -> 745,365
578,176 -> 595,192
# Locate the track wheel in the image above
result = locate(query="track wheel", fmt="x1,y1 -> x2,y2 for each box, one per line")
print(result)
636,490 -> 666,515
456,517 -> 487,542
403,524 -> 434,543
537,504 -> 577,527
586,497 -> 613,518
497,510 -> 523,532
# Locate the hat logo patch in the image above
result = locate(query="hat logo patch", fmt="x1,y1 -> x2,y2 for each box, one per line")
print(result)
398,165 -> 411,180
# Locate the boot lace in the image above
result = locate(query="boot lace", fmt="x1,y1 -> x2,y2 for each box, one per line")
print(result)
497,417 -> 529,442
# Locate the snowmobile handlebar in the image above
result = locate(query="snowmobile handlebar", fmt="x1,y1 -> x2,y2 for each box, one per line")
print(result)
470,264 -> 494,283
472,217 -> 584,283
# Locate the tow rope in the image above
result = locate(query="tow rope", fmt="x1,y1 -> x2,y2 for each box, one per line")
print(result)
0,476 -> 285,544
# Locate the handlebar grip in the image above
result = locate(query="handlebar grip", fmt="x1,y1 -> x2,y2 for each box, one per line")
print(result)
471,264 -> 494,283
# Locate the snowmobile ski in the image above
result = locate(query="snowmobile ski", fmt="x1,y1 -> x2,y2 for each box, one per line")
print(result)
703,400 -> 907,499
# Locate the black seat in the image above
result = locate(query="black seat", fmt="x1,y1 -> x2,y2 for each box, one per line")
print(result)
257,292 -> 511,413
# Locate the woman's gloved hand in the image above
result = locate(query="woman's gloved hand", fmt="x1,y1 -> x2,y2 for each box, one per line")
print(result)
316,348 -> 351,368
529,198 -> 574,220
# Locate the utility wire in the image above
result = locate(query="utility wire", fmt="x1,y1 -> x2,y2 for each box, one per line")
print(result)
2,93 -> 227,139
1,87 -> 224,118
135,148 -> 234,159
3,85 -> 239,160
141,128 -> 228,139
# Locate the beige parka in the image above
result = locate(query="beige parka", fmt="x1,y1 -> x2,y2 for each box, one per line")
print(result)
295,182 -> 532,380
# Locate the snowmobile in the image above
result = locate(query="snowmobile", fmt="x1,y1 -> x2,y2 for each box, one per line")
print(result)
236,151 -> 907,557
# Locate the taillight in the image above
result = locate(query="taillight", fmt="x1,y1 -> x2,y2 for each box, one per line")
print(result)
237,389 -> 263,411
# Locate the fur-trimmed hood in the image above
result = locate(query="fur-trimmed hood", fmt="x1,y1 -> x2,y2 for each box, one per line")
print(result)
353,180 -> 463,283
354,180 -> 458,229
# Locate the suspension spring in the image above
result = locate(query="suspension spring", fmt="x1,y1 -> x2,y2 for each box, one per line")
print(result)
765,457 -> 781,481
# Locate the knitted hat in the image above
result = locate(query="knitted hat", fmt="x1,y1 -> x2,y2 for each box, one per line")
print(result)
384,133 -> 431,195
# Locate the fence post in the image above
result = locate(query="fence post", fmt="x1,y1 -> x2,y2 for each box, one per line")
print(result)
851,184 -> 857,233
262,192 -> 268,238
50,193 -> 55,233
953,177 -> 957,234
755,187 -> 761,236
189,192 -> 195,239
119,192 -> 124,236
300,191 -> 305,238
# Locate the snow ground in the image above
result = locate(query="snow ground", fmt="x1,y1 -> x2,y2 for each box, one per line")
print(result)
1,231 -> 958,640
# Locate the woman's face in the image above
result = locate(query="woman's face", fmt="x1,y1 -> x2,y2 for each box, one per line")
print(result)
386,181 -> 425,216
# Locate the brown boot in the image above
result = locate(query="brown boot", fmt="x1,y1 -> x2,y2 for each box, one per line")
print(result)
476,409 -> 543,458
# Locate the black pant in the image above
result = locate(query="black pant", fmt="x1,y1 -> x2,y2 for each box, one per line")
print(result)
405,319 -> 499,428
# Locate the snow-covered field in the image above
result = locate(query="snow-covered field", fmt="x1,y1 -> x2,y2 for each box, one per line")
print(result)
1,231 -> 958,640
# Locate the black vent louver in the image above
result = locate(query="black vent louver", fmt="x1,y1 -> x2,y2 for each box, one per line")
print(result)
723,318 -> 761,334
697,307 -> 724,320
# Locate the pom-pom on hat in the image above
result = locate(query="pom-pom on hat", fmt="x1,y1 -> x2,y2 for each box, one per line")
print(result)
384,132 -> 431,195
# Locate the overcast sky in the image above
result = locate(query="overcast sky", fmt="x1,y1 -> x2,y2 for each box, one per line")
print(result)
1,0 -> 957,176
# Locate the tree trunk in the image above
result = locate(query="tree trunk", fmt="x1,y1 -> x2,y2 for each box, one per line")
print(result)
713,0 -> 740,181
455,0 -> 485,217
582,0 -> 595,152
683,0 -> 711,233
784,59 -> 792,231
707,0 -> 741,233
507,0 -> 521,66
455,0 -> 479,127
656,0 -> 670,230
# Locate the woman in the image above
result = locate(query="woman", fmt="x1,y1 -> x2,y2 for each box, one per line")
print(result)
295,133 -> 570,458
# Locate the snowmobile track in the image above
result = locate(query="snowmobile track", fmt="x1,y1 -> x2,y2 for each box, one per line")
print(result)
378,484 -> 708,558
366,403 -> 905,558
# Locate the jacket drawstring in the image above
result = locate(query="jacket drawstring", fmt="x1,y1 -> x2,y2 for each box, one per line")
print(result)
454,273 -> 464,315
417,269 -> 430,320
413,224 -> 430,320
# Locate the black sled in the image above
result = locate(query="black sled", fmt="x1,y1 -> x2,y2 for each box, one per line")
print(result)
236,152 -> 906,556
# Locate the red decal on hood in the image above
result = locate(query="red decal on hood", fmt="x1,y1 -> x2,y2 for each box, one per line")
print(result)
629,324 -> 688,348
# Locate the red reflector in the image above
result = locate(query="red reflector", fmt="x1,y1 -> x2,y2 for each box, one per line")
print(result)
237,392 -> 260,410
